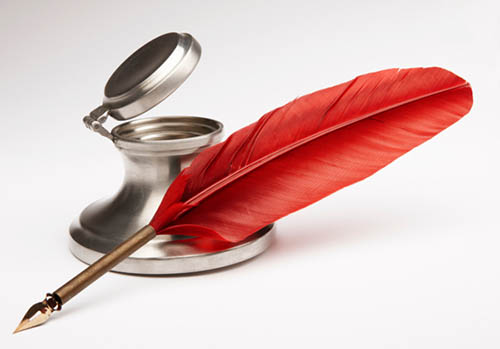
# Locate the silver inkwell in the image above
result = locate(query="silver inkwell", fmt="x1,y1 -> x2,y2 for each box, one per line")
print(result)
71,33 -> 274,275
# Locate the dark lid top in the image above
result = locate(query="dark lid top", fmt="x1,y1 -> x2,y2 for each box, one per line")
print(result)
103,32 -> 201,121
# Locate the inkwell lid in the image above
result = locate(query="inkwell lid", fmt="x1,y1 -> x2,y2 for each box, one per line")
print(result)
83,32 -> 201,139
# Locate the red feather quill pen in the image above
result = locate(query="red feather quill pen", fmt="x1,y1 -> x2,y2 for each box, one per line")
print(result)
150,67 -> 472,242
17,66 -> 473,333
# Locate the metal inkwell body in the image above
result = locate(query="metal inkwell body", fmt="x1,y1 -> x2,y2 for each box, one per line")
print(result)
71,33 -> 274,275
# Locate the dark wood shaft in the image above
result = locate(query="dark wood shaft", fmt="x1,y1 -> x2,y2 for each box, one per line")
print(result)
54,225 -> 156,304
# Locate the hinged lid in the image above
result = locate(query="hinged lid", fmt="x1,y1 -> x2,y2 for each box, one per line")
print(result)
83,32 -> 201,140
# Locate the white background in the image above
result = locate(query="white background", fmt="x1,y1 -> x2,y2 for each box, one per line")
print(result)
1,0 -> 499,348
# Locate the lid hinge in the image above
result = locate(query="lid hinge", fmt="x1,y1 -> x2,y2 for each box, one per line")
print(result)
83,105 -> 113,140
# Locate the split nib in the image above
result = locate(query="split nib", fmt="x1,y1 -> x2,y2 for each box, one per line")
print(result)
14,294 -> 61,334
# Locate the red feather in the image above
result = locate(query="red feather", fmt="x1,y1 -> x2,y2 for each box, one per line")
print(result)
150,67 -> 473,242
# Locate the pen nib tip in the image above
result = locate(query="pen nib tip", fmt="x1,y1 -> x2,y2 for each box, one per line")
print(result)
14,294 -> 60,334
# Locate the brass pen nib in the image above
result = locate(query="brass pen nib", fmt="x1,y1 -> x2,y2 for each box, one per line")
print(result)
14,294 -> 61,334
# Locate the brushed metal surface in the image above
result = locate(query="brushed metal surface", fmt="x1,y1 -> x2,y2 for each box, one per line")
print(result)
70,116 -> 274,274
